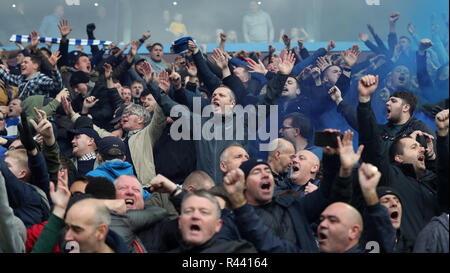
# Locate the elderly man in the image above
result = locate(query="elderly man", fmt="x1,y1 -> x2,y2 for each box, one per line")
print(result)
172,190 -> 256,253
266,138 -> 295,190
275,149 -> 321,197
65,100 -> 167,189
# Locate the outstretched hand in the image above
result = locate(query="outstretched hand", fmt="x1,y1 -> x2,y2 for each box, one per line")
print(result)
277,50 -> 295,75
58,19 -> 72,38
50,169 -> 71,218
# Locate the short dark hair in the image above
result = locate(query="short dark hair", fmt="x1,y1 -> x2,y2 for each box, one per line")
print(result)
28,54 -> 42,69
150,43 -> 163,51
390,91 -> 418,115
399,36 -> 411,42
73,53 -> 89,66
84,176 -> 116,200
284,112 -> 311,139
39,47 -> 51,57
389,136 -> 411,162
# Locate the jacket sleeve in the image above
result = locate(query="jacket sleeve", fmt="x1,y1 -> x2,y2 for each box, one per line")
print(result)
416,51 -> 433,89
0,156 -> 48,228
257,72 -> 287,108
28,151 -> 51,207
232,203 -> 303,253
0,171 -> 26,253
299,153 -> 340,223
192,50 -> 220,94
147,104 -> 166,148
291,48 -> 327,76
41,141 -> 61,188
125,206 -> 168,233
363,203 -> 396,253
31,213 -> 65,253
0,66 -> 22,87
388,32 -> 398,57
38,70 -> 63,95
336,100 -> 358,130
222,73 -> 248,104
436,134 -> 449,213
57,39 -> 69,68
357,101 -> 395,187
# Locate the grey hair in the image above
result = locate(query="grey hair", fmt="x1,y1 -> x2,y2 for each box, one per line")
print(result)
181,190 -> 221,219
219,142 -> 245,163
125,103 -> 152,127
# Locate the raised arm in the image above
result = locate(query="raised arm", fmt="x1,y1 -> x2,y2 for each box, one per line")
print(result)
358,163 -> 395,253
356,75 -> 394,186
435,109 -> 449,213
32,169 -> 71,253
223,168 -> 303,253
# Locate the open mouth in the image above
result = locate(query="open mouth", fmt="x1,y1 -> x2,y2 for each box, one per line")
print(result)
261,182 -> 271,190
190,224 -> 201,232
292,166 -> 300,173
418,155 -> 425,162
318,232 -> 328,243
398,76 -> 405,82
125,199 -> 135,206
390,211 -> 399,220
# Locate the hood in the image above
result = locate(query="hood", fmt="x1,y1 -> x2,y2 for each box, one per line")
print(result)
86,160 -> 134,182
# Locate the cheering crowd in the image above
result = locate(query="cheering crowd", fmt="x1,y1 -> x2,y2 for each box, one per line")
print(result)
0,3 -> 448,253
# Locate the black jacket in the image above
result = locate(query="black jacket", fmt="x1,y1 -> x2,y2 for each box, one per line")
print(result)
169,235 -> 256,253
223,153 -> 343,253
337,100 -> 435,149
413,213 -> 449,253
357,101 -> 444,241
72,82 -> 123,132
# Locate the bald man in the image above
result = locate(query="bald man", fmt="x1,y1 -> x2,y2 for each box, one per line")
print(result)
317,202 -> 363,253
267,138 -> 295,190
274,149 -> 321,197
64,198 -> 119,253
318,163 -> 395,253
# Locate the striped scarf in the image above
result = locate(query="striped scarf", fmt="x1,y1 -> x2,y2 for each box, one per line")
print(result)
10,34 -> 112,46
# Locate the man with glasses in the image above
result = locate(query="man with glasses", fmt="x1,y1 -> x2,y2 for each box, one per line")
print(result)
65,101 -> 167,190
280,112 -> 322,161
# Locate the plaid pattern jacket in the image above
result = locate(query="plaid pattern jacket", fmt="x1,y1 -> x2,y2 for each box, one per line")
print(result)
0,67 -> 63,100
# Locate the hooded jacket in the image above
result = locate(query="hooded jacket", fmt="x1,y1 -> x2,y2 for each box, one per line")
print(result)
86,160 -> 135,183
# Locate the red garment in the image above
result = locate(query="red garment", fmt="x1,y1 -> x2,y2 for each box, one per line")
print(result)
26,221 -> 60,253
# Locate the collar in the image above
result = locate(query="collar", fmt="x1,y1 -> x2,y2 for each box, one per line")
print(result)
126,128 -> 142,138
79,152 -> 97,161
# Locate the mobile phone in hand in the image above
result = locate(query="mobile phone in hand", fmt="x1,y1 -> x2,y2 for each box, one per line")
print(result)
314,131 -> 343,148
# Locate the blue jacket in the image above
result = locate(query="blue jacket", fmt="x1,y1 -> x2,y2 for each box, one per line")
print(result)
86,160 -> 134,184
0,154 -> 50,228
86,160 -> 151,200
